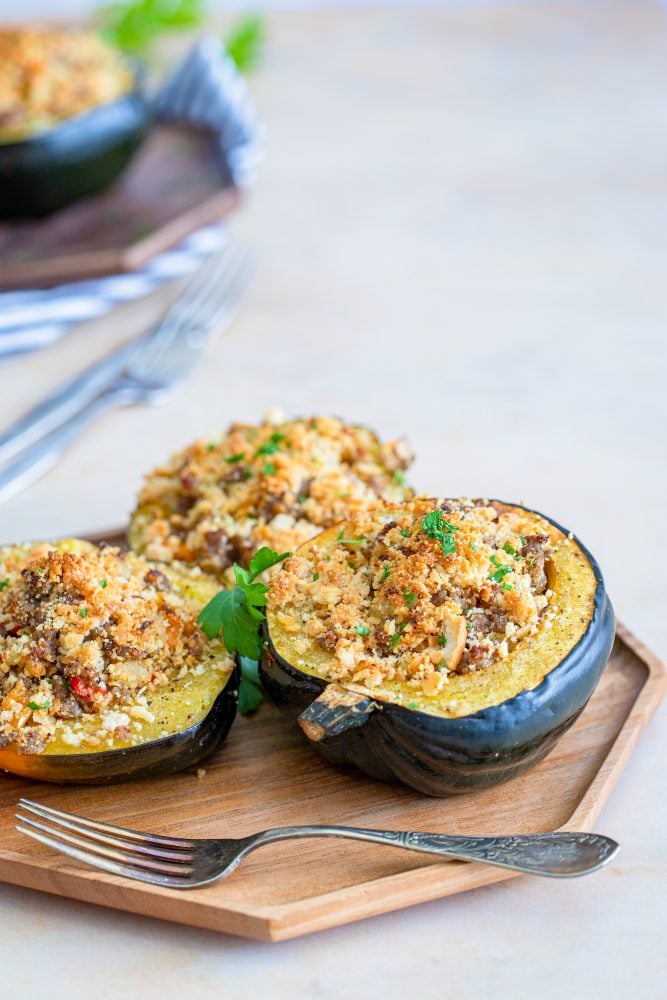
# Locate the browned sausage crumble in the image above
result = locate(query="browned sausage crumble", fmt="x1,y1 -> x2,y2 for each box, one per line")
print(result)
0,542 -> 231,754
268,499 -> 554,696
130,416 -> 414,581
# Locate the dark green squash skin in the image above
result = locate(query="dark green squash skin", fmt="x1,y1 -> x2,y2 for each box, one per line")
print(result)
0,82 -> 149,219
259,507 -> 615,796
0,663 -> 239,786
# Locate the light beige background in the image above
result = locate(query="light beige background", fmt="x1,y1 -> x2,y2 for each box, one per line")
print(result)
1,4 -> 666,998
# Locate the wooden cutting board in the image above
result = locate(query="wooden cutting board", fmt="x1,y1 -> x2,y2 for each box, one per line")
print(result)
0,593 -> 663,940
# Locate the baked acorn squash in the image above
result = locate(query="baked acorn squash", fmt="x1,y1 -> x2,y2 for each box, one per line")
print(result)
259,499 -> 615,795
0,540 -> 237,784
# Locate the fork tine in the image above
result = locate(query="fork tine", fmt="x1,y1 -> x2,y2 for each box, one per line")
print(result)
17,825 -> 190,888
16,810 -> 193,862
143,245 -> 236,355
19,798 -> 192,849
134,251 -> 251,385
16,816 -> 193,876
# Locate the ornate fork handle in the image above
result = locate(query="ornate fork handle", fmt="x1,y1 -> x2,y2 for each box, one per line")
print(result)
248,827 -> 619,877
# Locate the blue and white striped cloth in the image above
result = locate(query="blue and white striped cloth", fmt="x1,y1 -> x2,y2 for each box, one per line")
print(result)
0,39 -> 262,360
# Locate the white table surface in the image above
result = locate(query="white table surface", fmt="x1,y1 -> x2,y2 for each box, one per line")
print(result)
1,4 -> 666,997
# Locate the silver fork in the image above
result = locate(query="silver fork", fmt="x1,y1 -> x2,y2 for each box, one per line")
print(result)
0,246 -> 251,506
16,799 -> 619,889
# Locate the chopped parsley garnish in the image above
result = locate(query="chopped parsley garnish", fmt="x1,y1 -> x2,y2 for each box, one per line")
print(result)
312,572 -> 320,581
400,528 -> 410,537
206,443 -> 216,452
422,509 -> 460,557
488,554 -> 513,586
79,607 -> 88,617
389,633 -> 402,650
99,578 -> 107,589
503,542 -> 516,556
519,535 -> 527,545
254,432 -> 284,458
225,452 -> 246,464
335,531 -> 367,546
438,634 -> 448,648
380,563 -> 390,582
502,582 -> 513,592
393,469 -> 406,485
262,462 -> 277,475
242,468 -> 253,479
403,588 -> 417,609
470,543 -> 478,552
354,625 -> 371,637
35,567 -> 45,575
0,580 -> 9,590
28,699 -> 51,712
407,701 -> 418,710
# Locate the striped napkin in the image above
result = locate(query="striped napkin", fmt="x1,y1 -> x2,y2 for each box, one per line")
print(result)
0,39 -> 262,360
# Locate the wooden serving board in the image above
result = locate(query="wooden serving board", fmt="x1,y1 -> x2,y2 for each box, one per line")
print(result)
0,593 -> 664,940
0,125 -> 239,290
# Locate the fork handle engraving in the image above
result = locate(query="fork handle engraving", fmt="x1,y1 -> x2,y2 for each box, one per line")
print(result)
249,827 -> 619,878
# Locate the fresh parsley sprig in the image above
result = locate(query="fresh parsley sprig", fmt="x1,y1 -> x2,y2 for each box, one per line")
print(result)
197,546 -> 290,713
97,1 -> 265,73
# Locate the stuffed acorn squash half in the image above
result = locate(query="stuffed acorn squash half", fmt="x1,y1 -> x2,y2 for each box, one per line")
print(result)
129,416 -> 414,584
260,499 -> 615,795
0,540 -> 237,783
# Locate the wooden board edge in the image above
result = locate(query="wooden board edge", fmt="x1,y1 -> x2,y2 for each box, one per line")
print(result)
258,862 -> 519,941
0,849 -> 276,942
560,623 -> 666,833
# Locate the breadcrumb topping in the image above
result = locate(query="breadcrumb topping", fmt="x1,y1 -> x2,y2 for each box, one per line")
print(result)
131,416 -> 414,581
0,27 -> 133,142
268,499 -> 554,697
0,542 -> 231,755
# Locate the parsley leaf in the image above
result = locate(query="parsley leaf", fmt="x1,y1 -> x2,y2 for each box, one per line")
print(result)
393,469 -> 406,485
198,589 -> 262,659
225,15 -> 266,73
262,462 -> 277,475
335,531 -> 367,546
380,563 -> 390,582
488,554 -> 514,586
28,699 -> 51,712
0,580 -> 9,590
354,625 -> 371,637
438,634 -> 448,648
237,657 -> 264,715
248,546 -> 292,578
197,547 -> 291,690
422,509 -> 460,557
225,453 -> 245,464
403,588 -> 417,609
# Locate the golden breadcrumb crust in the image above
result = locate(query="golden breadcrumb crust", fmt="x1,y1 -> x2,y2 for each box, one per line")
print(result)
0,27 -> 132,141
130,416 -> 414,581
0,541 -> 231,754
268,499 -> 554,696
